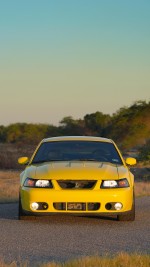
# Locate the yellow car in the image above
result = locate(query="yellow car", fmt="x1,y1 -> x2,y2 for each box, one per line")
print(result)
18,136 -> 136,221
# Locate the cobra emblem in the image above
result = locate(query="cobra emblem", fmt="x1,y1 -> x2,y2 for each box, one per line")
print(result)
75,182 -> 80,188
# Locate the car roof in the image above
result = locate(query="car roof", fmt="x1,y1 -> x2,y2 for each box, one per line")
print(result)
42,136 -> 113,143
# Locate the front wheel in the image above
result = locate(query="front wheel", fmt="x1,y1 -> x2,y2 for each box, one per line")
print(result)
117,195 -> 135,221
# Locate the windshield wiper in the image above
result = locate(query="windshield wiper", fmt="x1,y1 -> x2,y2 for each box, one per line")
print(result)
32,159 -> 63,164
68,159 -> 101,162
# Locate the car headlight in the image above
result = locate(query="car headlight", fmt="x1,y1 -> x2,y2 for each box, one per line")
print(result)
23,178 -> 53,188
101,178 -> 129,188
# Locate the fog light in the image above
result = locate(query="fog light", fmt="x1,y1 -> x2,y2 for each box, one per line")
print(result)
31,202 -> 39,210
114,202 -> 123,210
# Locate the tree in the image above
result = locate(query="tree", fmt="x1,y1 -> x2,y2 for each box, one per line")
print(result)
105,101 -> 150,149
84,112 -> 111,136
138,139 -> 150,161
5,123 -> 49,144
0,126 -> 7,142
59,116 -> 86,135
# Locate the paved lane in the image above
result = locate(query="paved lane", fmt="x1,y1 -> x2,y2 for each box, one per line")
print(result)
0,197 -> 150,264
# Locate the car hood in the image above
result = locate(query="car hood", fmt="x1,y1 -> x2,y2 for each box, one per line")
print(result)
23,161 -> 129,181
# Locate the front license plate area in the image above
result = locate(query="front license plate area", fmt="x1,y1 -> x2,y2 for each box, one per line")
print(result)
67,202 -> 86,211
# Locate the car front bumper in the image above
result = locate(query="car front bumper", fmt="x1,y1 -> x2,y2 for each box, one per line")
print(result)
20,186 -> 133,214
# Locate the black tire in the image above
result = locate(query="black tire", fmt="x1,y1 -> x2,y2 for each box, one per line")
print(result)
117,194 -> 135,221
18,195 -> 36,220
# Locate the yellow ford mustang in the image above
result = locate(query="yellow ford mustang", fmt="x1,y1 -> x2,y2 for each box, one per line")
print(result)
18,136 -> 136,221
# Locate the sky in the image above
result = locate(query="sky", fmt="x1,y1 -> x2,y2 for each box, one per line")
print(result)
0,0 -> 150,126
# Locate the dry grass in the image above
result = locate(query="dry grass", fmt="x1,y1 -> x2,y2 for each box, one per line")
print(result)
0,143 -> 34,169
0,170 -> 149,203
0,170 -> 20,203
0,253 -> 150,267
134,182 -> 150,197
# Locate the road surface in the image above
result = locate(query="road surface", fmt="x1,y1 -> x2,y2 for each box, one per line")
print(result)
0,197 -> 150,265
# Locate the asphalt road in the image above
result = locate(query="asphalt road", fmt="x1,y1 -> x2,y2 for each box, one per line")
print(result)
0,197 -> 150,265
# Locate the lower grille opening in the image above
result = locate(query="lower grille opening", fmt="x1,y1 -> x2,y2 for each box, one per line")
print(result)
53,202 -> 100,211
53,202 -> 66,210
88,202 -> 100,211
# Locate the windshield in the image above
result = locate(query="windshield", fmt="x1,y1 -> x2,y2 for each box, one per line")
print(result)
31,140 -> 123,165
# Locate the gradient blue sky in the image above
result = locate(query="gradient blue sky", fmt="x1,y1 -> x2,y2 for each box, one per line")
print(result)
0,0 -> 150,126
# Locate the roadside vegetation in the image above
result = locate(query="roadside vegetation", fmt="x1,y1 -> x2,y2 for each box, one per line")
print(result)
134,182 -> 150,197
0,253 -> 150,267
0,171 -> 20,203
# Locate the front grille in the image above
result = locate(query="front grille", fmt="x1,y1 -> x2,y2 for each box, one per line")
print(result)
53,202 -> 100,211
53,202 -> 66,210
57,180 -> 96,189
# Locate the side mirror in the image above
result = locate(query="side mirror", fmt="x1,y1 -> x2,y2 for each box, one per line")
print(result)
18,157 -> 29,165
125,157 -> 136,166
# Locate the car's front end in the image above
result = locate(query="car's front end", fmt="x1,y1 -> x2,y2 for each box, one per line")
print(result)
18,136 -> 136,221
